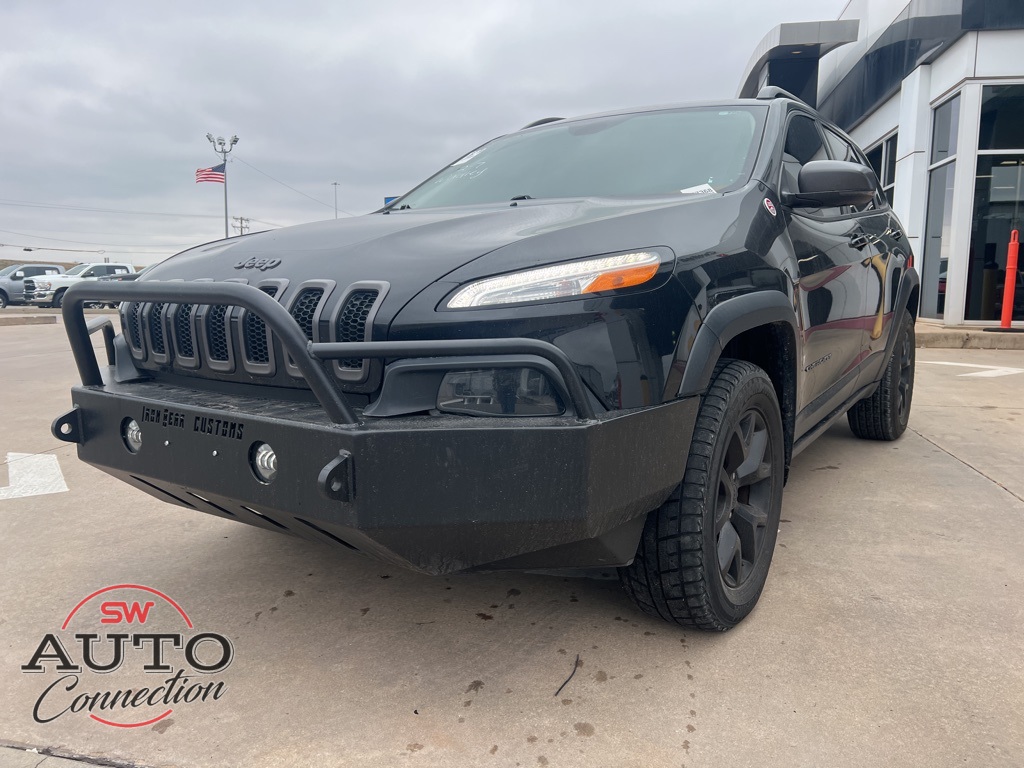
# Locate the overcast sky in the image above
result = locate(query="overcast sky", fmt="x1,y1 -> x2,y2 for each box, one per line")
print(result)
0,0 -> 845,266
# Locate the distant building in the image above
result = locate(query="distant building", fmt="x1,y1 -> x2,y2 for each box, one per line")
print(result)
741,0 -> 1024,326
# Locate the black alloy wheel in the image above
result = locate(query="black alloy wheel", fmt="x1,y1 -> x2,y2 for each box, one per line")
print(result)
848,309 -> 915,441
715,408 -> 775,592
621,359 -> 785,630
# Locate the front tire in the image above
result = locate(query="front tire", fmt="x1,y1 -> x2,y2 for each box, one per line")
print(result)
52,289 -> 66,309
620,360 -> 785,630
847,309 -> 914,441
0,292 -> 8,309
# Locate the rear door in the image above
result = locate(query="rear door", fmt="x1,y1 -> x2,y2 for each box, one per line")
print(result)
821,126 -> 910,379
9,268 -> 28,301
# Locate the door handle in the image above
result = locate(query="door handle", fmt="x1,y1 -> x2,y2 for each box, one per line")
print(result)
849,233 -> 870,250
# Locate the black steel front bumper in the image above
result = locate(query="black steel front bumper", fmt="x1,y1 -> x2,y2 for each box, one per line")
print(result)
55,281 -> 699,574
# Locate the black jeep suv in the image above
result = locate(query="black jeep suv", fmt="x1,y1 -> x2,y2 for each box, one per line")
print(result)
54,88 -> 918,630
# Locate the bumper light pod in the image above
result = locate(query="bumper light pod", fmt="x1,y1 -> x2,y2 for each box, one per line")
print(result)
437,368 -> 564,416
250,442 -> 278,483
122,418 -> 143,454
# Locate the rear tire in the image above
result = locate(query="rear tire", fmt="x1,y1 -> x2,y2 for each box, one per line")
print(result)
847,309 -> 914,441
620,359 -> 785,630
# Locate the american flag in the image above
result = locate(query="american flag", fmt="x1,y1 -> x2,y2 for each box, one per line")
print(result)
195,163 -> 226,183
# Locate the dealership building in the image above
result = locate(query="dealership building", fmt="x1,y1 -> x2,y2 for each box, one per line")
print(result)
740,0 -> 1024,326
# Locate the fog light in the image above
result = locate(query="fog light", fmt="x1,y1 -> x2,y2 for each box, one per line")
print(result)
122,418 -> 143,454
437,368 -> 564,416
250,442 -> 278,483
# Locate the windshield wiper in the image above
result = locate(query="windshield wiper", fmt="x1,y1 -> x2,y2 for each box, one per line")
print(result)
510,195 -> 533,201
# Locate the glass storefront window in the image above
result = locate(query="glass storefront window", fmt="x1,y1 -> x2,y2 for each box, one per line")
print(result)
931,95 -> 960,164
922,162 -> 956,318
979,85 -> 1024,150
885,135 -> 898,189
866,134 -> 899,207
866,144 -> 883,178
965,155 -> 1024,321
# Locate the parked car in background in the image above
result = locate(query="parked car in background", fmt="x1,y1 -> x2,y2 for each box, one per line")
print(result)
0,263 -> 65,308
24,263 -> 134,308
87,265 -> 152,308
97,265 -> 149,283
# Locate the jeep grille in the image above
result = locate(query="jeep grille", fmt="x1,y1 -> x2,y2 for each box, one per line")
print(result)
119,282 -> 384,392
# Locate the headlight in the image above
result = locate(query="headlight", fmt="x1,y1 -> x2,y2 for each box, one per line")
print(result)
445,250 -> 663,309
35,280 -> 51,290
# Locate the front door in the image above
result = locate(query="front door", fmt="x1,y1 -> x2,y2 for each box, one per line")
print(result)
779,113 -> 870,435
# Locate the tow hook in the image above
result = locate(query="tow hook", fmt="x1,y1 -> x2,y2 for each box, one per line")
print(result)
318,450 -> 354,502
52,407 -> 84,444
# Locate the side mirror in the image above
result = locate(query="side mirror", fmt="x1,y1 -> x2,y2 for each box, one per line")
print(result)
785,160 -> 878,208
12,272 -> 24,281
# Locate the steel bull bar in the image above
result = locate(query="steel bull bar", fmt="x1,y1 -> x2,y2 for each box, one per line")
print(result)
59,280 -> 598,424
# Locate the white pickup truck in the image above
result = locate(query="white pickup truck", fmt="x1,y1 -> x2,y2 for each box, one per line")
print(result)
23,262 -> 135,308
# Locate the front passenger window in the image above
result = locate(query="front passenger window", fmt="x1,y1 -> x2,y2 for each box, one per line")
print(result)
781,115 -> 842,218
824,128 -> 881,213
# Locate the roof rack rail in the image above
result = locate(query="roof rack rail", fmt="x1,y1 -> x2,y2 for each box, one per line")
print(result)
521,117 -> 564,129
756,86 -> 808,106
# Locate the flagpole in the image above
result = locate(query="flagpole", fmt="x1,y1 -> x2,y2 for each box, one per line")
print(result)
223,155 -> 229,238
206,133 -> 239,238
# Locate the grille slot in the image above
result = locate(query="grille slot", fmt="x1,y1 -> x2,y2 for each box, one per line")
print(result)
175,304 -> 195,357
126,302 -> 144,349
149,303 -> 166,355
336,289 -> 378,369
205,305 -> 231,361
243,286 -> 279,364
290,288 -> 324,341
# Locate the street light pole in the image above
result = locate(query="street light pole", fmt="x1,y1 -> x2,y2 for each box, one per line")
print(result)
206,133 -> 239,238
332,182 -> 339,219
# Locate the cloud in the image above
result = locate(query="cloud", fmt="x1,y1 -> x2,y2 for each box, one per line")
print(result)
0,0 -> 845,263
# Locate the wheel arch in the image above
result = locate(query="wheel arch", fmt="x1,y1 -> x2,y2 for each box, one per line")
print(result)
677,290 -> 798,473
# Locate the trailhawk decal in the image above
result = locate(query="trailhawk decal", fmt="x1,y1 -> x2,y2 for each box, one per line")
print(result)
20,584 -> 233,728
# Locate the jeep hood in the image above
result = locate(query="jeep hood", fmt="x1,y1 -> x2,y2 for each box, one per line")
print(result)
144,194 -> 745,322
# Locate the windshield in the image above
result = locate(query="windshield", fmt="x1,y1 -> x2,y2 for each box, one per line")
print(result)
0,265 -> 19,277
394,106 -> 766,210
65,264 -> 90,275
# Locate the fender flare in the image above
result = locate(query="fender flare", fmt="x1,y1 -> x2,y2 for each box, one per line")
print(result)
677,290 -> 798,398
881,266 -> 921,364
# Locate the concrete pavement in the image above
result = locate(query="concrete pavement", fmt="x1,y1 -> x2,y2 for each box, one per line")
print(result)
0,323 -> 1022,768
